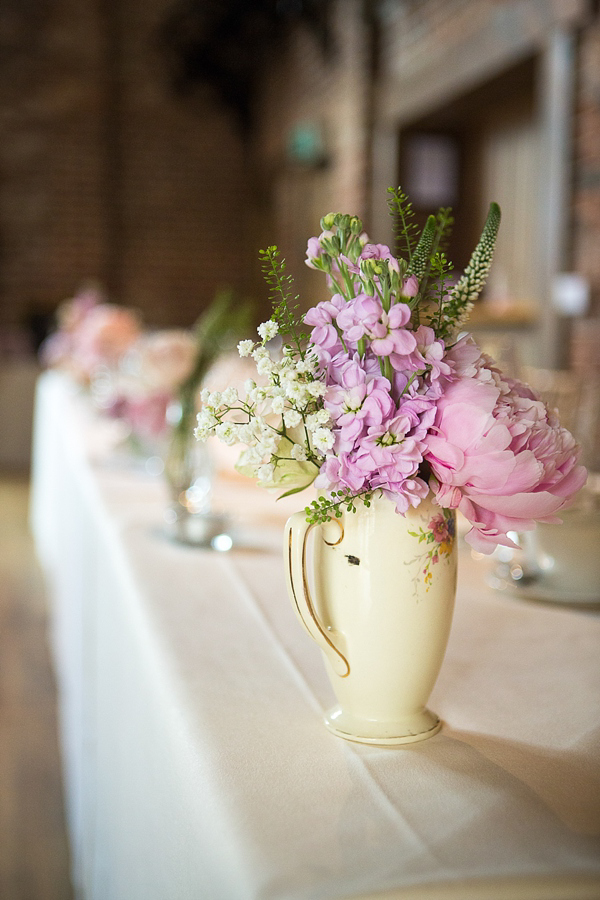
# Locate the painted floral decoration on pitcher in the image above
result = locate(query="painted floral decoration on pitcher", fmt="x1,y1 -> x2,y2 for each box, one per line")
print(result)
407,511 -> 455,593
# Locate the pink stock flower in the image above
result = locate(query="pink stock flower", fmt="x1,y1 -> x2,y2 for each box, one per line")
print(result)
400,325 -> 452,379
305,231 -> 334,269
423,337 -> 587,553
345,242 -> 400,275
325,362 -> 395,453
400,274 -> 419,298
304,294 -> 346,355
337,296 -> 416,357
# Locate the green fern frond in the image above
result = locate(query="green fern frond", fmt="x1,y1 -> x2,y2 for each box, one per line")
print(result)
387,187 -> 420,264
259,245 -> 307,354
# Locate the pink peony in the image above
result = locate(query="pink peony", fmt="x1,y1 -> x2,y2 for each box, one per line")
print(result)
424,337 -> 587,553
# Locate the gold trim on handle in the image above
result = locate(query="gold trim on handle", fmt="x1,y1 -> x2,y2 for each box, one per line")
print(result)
298,523 -> 350,678
323,518 -> 344,546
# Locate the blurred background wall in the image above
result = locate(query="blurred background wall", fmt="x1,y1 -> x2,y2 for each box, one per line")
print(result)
1,0 -> 600,467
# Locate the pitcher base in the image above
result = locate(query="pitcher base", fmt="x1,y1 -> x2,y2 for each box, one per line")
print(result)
324,705 -> 442,745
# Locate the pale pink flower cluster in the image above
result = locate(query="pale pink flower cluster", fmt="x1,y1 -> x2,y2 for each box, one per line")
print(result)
41,285 -> 141,382
72,304 -> 141,376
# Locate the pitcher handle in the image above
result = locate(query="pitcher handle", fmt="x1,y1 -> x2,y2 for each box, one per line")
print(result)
284,512 -> 350,678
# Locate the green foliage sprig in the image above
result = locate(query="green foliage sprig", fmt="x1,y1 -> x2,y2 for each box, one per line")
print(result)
387,187 -> 420,265
259,246 -> 308,357
305,489 -> 376,525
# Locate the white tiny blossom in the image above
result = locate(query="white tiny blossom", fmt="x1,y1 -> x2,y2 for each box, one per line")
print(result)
207,390 -> 222,408
295,358 -> 313,374
290,443 -> 308,461
256,356 -> 274,377
244,378 -> 256,395
257,462 -> 275,484
236,424 -> 255,444
270,395 -> 285,414
312,426 -> 335,453
257,429 -> 279,455
221,386 -> 238,406
237,339 -> 254,358
257,320 -> 279,342
283,409 -> 302,428
251,345 -> 269,361
194,410 -> 219,441
280,367 -> 298,384
306,380 -> 326,398
285,382 -> 309,404
305,409 -> 331,431
200,388 -> 211,404
215,422 -> 238,446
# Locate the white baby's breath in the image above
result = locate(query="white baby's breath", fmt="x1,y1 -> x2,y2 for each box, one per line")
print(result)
283,409 -> 302,428
257,320 -> 279,342
237,339 -> 254,358
290,443 -> 308,461
312,426 -> 335,453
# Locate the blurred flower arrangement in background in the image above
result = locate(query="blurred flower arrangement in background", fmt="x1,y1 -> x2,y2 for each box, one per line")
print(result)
195,188 -> 587,554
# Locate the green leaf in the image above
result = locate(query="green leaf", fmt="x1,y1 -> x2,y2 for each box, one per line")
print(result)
277,485 -> 311,500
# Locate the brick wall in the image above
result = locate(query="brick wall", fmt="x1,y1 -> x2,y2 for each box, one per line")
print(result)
1,0 -> 599,338
251,0 -> 370,309
0,0 -> 251,334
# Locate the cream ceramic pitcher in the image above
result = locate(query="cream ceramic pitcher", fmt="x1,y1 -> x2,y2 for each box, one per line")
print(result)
284,493 -> 458,745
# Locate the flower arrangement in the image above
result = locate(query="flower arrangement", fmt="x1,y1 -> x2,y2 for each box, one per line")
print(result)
194,188 -> 587,553
41,284 -> 141,383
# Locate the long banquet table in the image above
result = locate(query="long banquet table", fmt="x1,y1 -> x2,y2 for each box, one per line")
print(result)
30,371 -> 600,900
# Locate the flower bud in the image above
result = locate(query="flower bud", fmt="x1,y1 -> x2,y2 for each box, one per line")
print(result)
321,213 -> 336,230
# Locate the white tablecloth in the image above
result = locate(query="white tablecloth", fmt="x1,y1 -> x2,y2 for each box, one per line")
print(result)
30,372 -> 600,900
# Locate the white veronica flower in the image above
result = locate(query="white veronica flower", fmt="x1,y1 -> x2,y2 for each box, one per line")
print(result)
257,320 -> 279,342
237,339 -> 254,358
